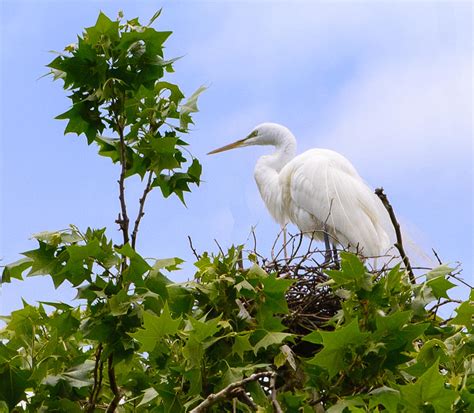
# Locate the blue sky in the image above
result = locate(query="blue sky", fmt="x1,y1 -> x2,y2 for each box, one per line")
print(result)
1,1 -> 472,316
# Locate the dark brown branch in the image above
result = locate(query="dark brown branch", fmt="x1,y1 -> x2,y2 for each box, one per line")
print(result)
187,236 -> 201,260
106,354 -> 121,413
114,105 -> 130,246
131,171 -> 154,249
87,343 -> 104,412
375,188 -> 415,284
189,371 -> 276,413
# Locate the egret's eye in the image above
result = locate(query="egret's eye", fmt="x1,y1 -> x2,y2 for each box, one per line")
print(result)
247,130 -> 258,139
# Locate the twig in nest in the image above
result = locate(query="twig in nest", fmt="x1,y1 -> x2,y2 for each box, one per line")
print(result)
375,188 -> 415,284
189,371 -> 276,413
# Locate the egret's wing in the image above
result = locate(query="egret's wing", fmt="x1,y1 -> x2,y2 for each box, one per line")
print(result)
282,149 -> 390,256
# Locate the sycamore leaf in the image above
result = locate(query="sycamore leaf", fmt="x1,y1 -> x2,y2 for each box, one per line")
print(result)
138,387 -> 159,406
399,360 -> 457,412
0,364 -> 29,409
253,331 -> 292,355
261,274 -> 294,314
131,303 -> 181,352
179,85 -> 206,129
449,291 -> 474,329
232,333 -> 253,360
187,315 -> 222,342
426,275 -> 456,299
308,319 -> 370,379
2,258 -> 33,283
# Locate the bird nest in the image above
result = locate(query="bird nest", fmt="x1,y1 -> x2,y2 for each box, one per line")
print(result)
251,232 -> 345,335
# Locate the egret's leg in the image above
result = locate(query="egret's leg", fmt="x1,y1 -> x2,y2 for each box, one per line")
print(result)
323,228 -> 332,265
283,226 -> 288,260
332,243 -> 340,269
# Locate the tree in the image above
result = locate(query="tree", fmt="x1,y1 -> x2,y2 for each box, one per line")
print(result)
1,10 -> 472,413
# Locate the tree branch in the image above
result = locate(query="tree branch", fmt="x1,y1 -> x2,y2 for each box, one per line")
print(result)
270,372 -> 283,413
106,354 -> 121,413
131,171 -> 154,249
375,188 -> 415,284
189,371 -> 276,413
187,235 -> 201,260
87,343 -> 104,412
114,106 -> 130,246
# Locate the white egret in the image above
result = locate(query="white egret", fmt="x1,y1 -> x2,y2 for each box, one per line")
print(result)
208,123 -> 391,260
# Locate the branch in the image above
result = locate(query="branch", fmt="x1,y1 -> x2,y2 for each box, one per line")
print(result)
114,106 -> 130,246
131,171 -> 154,249
375,188 -> 415,284
189,371 -> 276,413
87,343 -> 104,412
270,372 -> 283,413
106,354 -> 121,413
187,235 -> 201,260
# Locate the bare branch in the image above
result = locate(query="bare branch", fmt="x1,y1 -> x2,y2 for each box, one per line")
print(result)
375,188 -> 415,284
131,171 -> 154,249
115,113 -> 130,246
187,235 -> 201,260
189,371 -> 276,413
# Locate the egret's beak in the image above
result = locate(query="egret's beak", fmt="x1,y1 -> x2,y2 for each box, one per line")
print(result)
207,138 -> 247,155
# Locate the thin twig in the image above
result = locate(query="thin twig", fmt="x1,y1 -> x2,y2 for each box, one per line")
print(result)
131,171 -> 154,249
189,371 -> 276,413
375,188 -> 415,284
187,235 -> 201,260
432,248 -> 443,266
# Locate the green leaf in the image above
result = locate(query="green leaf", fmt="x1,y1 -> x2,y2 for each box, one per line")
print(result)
399,360 -> 457,412
426,265 -> 454,280
326,252 -> 371,291
138,387 -> 159,406
0,364 -> 29,409
375,310 -> 412,333
253,331 -> 292,354
43,361 -> 94,388
449,293 -> 474,329
179,85 -> 206,129
188,315 -> 222,342
116,243 -> 152,283
131,303 -> 181,352
368,386 -> 401,411
84,11 -> 120,45
426,274 -> 456,299
232,333 -> 253,360
1,258 -> 33,283
260,273 -> 294,314
308,319 -> 370,379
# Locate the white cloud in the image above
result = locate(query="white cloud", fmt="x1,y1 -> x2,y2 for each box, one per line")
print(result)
313,52 -> 472,179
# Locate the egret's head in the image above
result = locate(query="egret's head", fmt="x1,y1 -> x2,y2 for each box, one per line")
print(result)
207,122 -> 292,155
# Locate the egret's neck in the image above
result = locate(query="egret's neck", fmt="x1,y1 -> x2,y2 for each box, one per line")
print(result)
253,138 -> 296,226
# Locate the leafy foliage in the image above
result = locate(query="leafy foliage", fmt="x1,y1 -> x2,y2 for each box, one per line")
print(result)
48,10 -> 204,203
1,10 -> 473,413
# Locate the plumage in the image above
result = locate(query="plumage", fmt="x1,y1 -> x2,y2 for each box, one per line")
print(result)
208,122 -> 391,257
